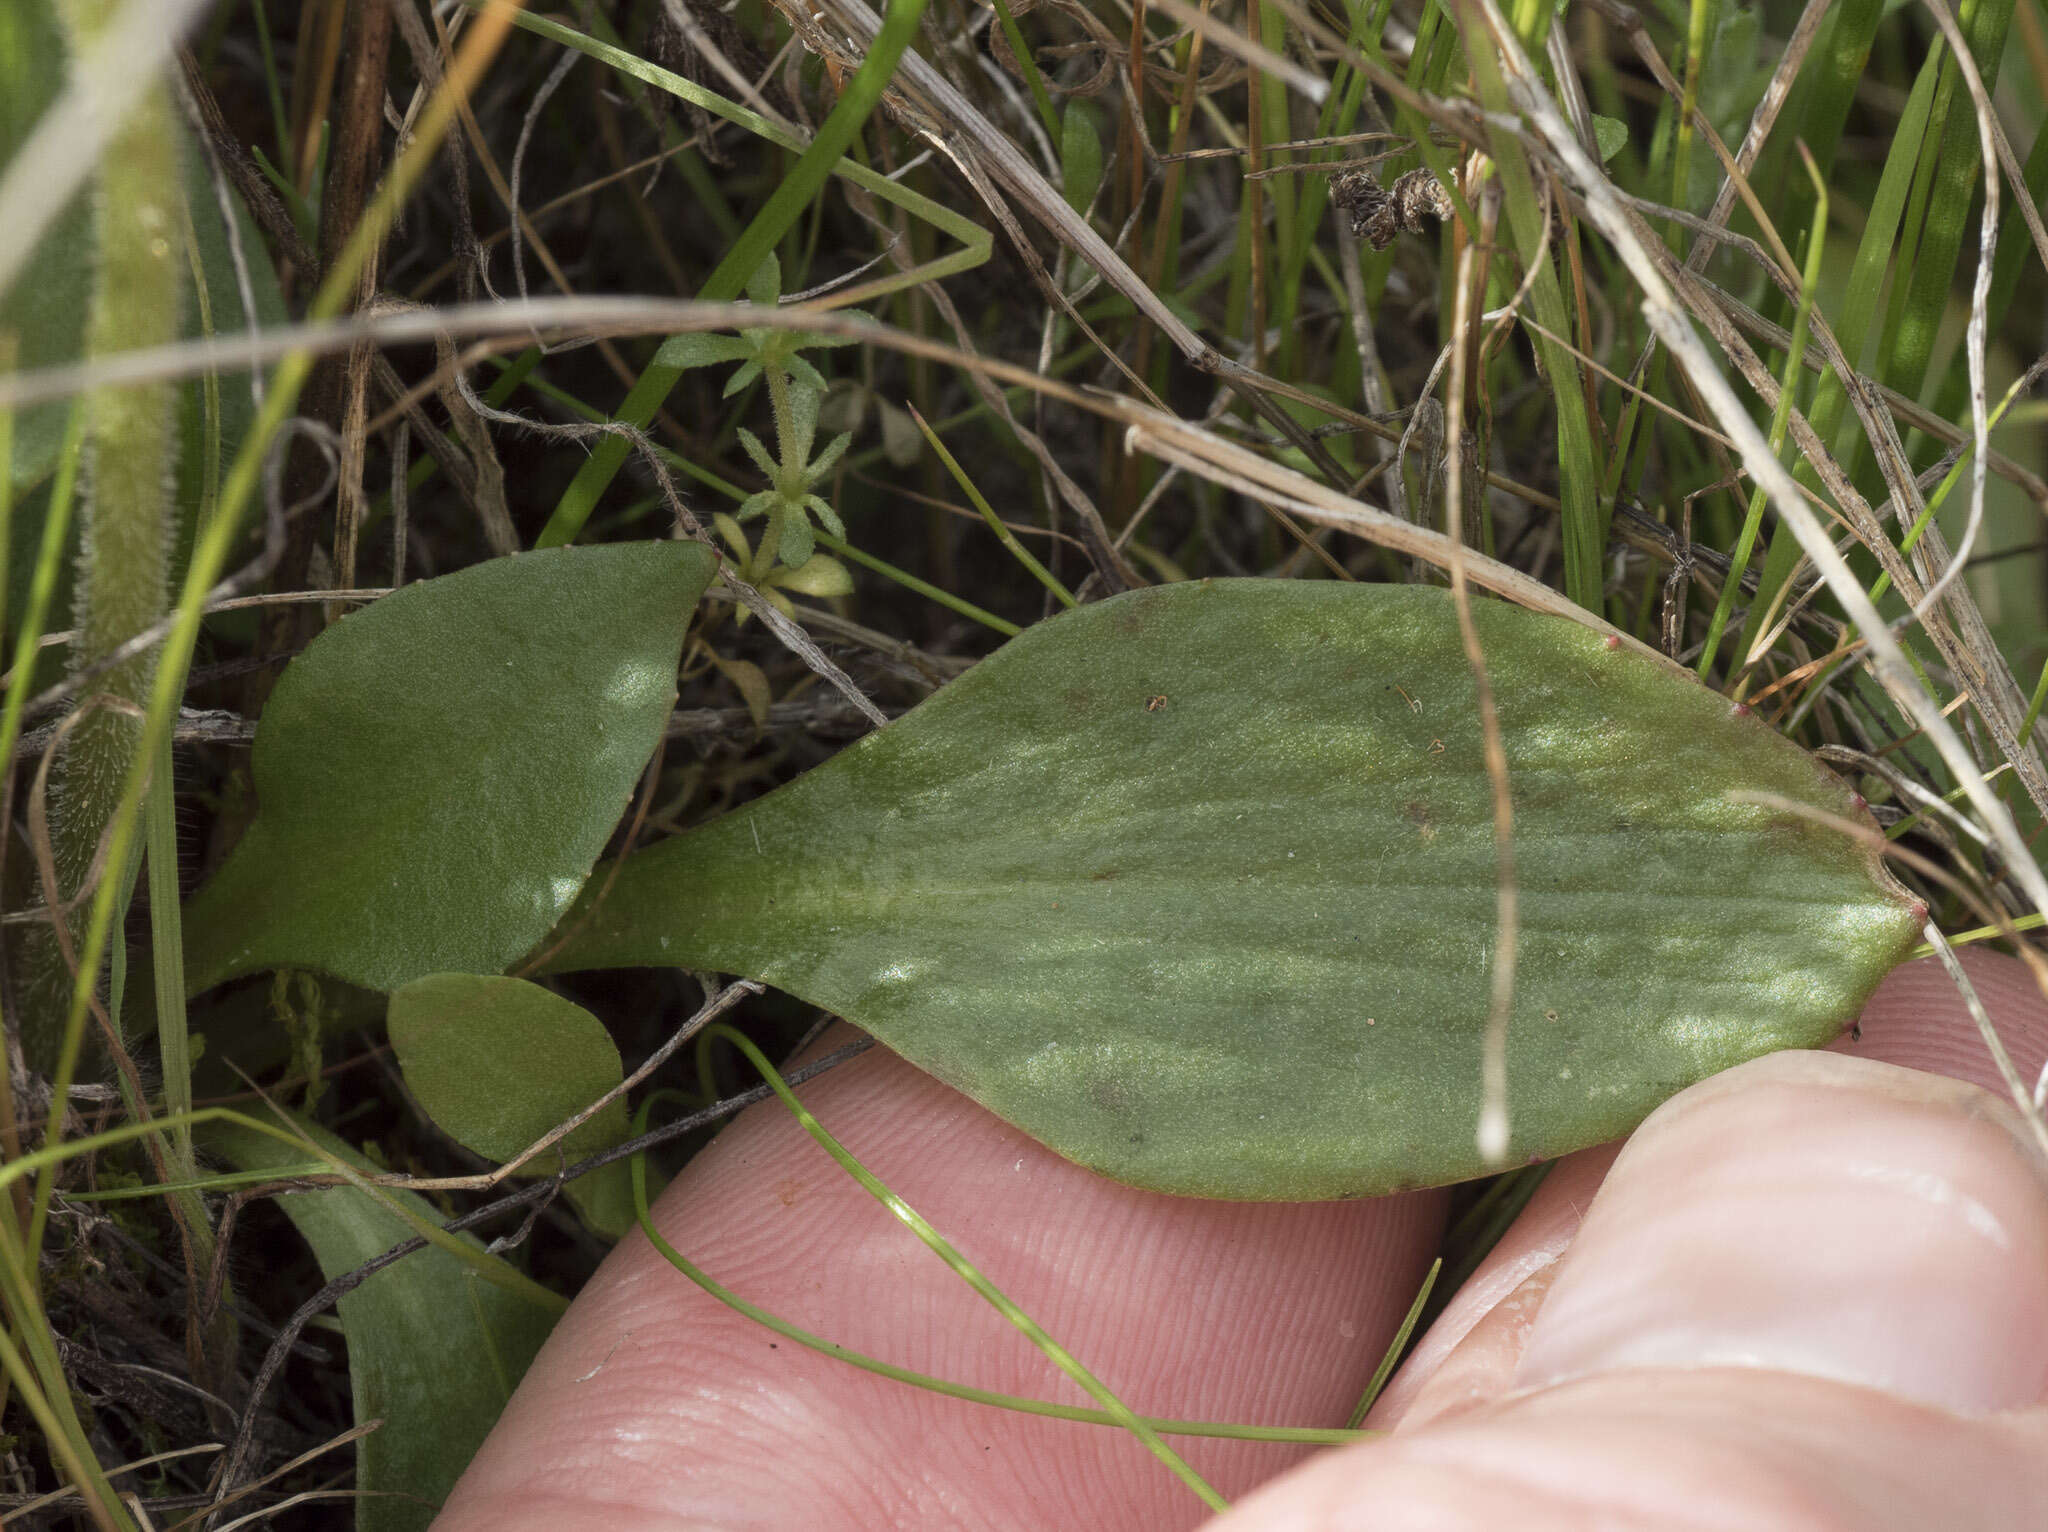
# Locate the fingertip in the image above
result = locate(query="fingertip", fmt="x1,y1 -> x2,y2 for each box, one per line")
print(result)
1366,1143 -> 1619,1431
1514,1051 -> 2048,1415
1382,949 -> 2048,1428
1204,1372 -> 2048,1532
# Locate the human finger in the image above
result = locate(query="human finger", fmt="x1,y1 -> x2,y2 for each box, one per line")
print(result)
436,1030 -> 1447,1531
1372,948 -> 2048,1430
1210,1045 -> 2048,1529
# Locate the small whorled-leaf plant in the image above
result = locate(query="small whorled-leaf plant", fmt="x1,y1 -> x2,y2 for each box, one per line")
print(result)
663,253 -> 863,580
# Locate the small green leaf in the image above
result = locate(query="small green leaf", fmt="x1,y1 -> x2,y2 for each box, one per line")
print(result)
539,581 -> 1921,1199
183,542 -> 716,994
711,511 -> 752,564
696,639 -> 774,729
206,1116 -> 556,1532
810,429 -> 853,480
783,353 -> 832,394
774,552 -> 855,599
806,493 -> 846,541
1591,114 -> 1628,164
389,973 -> 634,1236
733,489 -> 777,528
778,507 -> 816,568
736,426 -> 777,480
1060,104 -> 1104,215
782,380 -> 823,467
743,249 -> 781,307
656,332 -> 756,372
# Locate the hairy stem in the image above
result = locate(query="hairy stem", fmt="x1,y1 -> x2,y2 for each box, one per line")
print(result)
21,0 -> 182,1075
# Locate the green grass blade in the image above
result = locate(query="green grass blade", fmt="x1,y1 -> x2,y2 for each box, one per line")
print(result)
1927,109 -> 2048,427
1459,2 -> 1607,612
1750,0 -> 1882,293
1345,1258 -> 1438,1428
1708,148 -> 1828,681
1808,52 -> 1941,468
1881,0 -> 2017,414
816,529 -> 1021,635
8,402 -> 84,1266
1672,0 -> 1715,229
908,402 -> 1076,609
989,0 -> 1059,140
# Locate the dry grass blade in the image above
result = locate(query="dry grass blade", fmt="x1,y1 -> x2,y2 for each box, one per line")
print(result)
1442,210 -> 1517,1164
1904,0 -> 1998,626
0,292 -> 1676,662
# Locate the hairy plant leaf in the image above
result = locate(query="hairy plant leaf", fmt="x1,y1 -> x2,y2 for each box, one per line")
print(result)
207,1117 -> 556,1532
184,542 -> 716,994
540,581 -> 1922,1199
389,973 -> 634,1235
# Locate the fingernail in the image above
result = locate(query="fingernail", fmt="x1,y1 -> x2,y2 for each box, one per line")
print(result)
1514,1051 -> 2048,1414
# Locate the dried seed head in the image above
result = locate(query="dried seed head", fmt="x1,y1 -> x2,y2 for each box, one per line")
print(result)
1329,167 -> 1453,250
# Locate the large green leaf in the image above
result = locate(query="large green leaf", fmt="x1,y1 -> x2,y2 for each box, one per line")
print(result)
184,542 -> 717,994
541,580 -> 1921,1199
389,973 -> 634,1236
207,1117 -> 557,1532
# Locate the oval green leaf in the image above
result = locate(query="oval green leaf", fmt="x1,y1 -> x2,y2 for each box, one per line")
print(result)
184,542 -> 716,994
389,973 -> 634,1235
540,580 -> 1922,1199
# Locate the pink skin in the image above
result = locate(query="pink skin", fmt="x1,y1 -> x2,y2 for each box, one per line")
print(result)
437,951 -> 2048,1531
